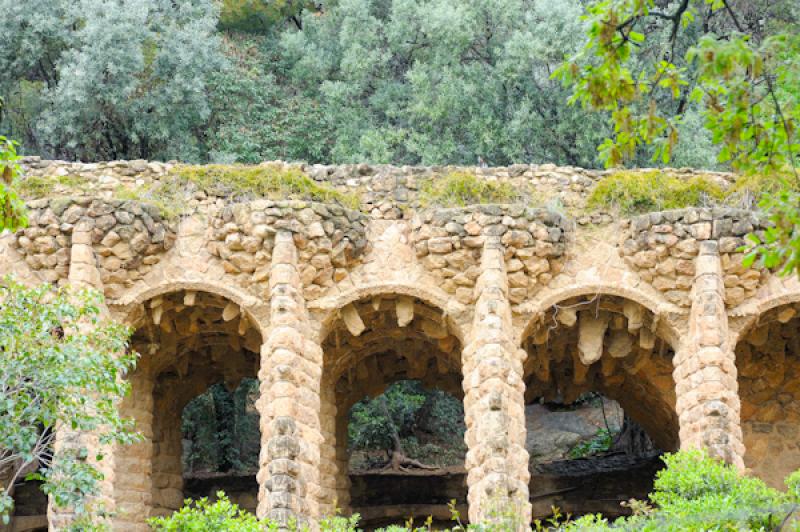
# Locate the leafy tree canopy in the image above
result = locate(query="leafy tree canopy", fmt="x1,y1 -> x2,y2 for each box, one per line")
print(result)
0,279 -> 137,523
556,0 -> 800,275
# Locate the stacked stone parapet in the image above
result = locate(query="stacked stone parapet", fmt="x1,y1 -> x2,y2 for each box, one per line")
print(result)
411,205 -> 571,305
19,157 -> 737,221
620,208 -> 767,308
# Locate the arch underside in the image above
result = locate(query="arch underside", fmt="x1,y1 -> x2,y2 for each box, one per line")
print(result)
522,294 -> 679,453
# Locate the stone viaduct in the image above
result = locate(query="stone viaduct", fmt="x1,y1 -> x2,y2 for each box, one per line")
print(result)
2,157 -> 799,530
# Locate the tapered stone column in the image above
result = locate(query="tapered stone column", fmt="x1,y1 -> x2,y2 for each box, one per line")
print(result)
256,231 -> 328,526
462,236 -> 531,526
48,222 -> 116,529
674,240 -> 744,468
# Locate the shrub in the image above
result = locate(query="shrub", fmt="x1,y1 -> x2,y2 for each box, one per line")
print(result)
565,450 -> 797,531
148,493 -> 275,532
420,171 -> 523,207
587,170 -> 725,214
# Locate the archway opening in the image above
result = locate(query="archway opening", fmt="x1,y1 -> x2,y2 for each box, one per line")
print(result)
522,295 -> 678,519
736,303 -> 800,487
347,381 -> 466,529
113,290 -> 263,526
320,294 -> 466,529
181,379 -> 261,513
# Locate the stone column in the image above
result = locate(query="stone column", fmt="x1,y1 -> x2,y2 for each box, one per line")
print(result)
150,390 -> 186,517
462,236 -> 531,526
48,223 -> 116,529
674,240 -> 744,468
256,231 -> 328,526
112,374 -> 154,532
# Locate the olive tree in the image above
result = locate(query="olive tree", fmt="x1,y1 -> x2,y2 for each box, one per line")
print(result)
0,279 -> 137,523
0,0 -> 225,162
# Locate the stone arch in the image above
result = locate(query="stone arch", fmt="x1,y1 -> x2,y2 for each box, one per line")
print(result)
520,291 -> 680,498
113,279 -> 269,335
317,291 -> 466,525
734,296 -> 800,487
314,281 -> 466,345
520,282 -> 681,348
112,287 -> 265,530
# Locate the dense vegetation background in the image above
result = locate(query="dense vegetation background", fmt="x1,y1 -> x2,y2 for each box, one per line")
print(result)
4,0 -> 794,169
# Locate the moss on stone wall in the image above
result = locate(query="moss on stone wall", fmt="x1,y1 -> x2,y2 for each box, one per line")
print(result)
419,171 -> 524,207
170,164 -> 361,209
18,174 -> 88,199
587,171 -> 726,215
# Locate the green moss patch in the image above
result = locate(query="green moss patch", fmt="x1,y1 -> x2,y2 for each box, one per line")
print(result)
17,174 -> 88,199
111,164 -> 362,219
587,170 -> 726,215
169,164 -> 361,209
419,171 -> 524,207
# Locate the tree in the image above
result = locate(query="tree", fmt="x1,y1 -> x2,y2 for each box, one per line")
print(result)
348,381 -> 465,471
0,279 -> 137,523
276,0 -> 610,166
0,0 -> 226,162
0,97 -> 27,231
555,0 -> 800,274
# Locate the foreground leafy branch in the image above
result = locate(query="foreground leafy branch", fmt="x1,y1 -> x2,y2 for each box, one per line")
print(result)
0,278 -> 138,524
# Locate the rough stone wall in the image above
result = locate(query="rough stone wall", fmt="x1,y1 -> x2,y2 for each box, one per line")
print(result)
7,158 -> 798,529
736,304 -> 800,487
620,208 -> 765,308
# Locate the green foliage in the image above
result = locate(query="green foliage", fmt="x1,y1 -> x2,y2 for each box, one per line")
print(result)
587,170 -> 725,214
742,184 -> 800,276
568,429 -> 614,459
182,380 -> 260,475
3,0 -> 617,167
318,513 -> 362,532
219,0 -> 321,33
348,381 -> 466,467
419,171 -> 522,207
278,0 -> 608,166
170,164 -> 361,209
0,136 -> 27,230
562,449 -> 800,531
148,492 -> 275,531
206,34 -> 333,164
556,0 -> 799,175
0,0 -> 226,161
0,278 -> 138,522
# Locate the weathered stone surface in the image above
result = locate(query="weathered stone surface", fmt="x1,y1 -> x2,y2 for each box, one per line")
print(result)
12,158 -> 793,529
